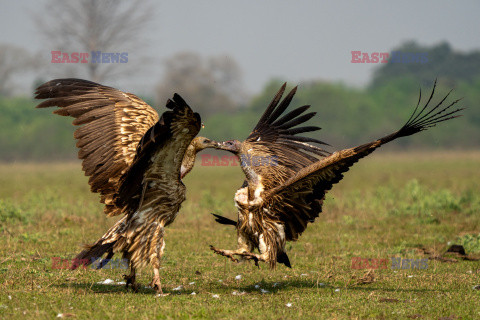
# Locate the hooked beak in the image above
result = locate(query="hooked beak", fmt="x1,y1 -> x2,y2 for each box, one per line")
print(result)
195,137 -> 221,151
216,140 -> 240,153
205,140 -> 220,149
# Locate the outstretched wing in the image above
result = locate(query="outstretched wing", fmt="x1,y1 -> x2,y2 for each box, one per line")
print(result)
35,78 -> 159,216
242,83 -> 330,191
262,80 -> 463,241
114,94 -> 201,214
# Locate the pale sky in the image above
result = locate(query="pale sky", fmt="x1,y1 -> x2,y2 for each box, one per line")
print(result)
1,0 -> 479,96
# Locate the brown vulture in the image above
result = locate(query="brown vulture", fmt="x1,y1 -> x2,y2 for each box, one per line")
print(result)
35,78 -> 218,293
210,81 -> 462,268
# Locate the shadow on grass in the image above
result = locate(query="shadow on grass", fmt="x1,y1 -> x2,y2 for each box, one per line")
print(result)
54,282 -> 160,295
344,286 -> 450,293
229,280 -> 451,294
54,279 -> 451,295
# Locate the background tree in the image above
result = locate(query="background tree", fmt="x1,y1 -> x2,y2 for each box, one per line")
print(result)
0,44 -> 37,96
2,40 -> 477,161
155,52 -> 246,118
33,0 -> 153,82
371,41 -> 480,88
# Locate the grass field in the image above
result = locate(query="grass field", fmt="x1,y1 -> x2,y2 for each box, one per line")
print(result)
0,152 -> 479,319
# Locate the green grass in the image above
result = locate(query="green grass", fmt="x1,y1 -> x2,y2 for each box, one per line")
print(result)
0,152 -> 479,319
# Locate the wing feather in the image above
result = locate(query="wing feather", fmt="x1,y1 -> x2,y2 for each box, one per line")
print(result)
262,82 -> 463,240
35,78 -> 159,216
242,84 -> 330,192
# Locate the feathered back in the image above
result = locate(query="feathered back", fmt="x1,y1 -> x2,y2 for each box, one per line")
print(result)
114,94 -> 202,214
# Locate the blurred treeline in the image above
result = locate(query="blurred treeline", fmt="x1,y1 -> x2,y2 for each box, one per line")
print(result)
206,77 -> 478,150
1,41 -> 479,161
207,41 -> 479,150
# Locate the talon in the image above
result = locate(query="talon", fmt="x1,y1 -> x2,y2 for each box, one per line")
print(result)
150,276 -> 163,294
210,246 -> 266,266
123,272 -> 138,292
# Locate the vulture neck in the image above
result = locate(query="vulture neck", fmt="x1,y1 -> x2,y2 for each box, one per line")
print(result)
241,159 -> 259,186
180,142 -> 199,179
239,143 -> 261,196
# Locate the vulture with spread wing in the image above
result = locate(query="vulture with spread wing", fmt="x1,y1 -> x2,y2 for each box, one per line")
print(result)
211,81 -> 462,268
35,78 -> 218,292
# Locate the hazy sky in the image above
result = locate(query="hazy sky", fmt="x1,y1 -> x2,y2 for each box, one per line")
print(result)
1,0 -> 479,96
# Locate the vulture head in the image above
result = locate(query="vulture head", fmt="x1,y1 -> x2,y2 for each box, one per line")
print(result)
180,136 -> 220,179
191,136 -> 220,151
216,140 -> 241,154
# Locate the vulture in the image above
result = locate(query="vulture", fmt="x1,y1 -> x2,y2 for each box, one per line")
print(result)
35,78 -> 218,293
210,81 -> 462,268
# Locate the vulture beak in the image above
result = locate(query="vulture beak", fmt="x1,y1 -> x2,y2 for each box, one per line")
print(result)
208,140 -> 220,149
216,140 -> 241,153
204,139 -> 220,149
194,137 -> 220,151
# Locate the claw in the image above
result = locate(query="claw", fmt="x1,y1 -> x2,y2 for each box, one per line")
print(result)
238,252 -> 260,266
210,245 -> 264,267
150,276 -> 163,294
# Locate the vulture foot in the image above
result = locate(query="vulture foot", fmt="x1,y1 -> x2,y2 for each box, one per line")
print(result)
150,270 -> 164,294
210,245 -> 239,263
210,245 -> 264,266
123,269 -> 139,292
235,251 -> 262,267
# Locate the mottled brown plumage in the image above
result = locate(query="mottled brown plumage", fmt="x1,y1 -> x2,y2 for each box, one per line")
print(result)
35,78 -> 218,292
36,78 -> 160,217
211,81 -> 463,268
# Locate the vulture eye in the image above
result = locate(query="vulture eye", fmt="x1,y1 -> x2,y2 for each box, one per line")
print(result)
203,139 -> 210,143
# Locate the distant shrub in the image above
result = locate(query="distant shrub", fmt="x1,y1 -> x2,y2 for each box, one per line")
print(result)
0,199 -> 30,225
386,179 -> 474,224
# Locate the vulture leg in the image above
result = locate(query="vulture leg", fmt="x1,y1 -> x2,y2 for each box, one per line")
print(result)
123,264 -> 138,292
209,246 -> 239,263
150,234 -> 167,294
231,251 -> 266,267
150,267 -> 164,294
210,246 -> 266,266
239,252 -> 264,266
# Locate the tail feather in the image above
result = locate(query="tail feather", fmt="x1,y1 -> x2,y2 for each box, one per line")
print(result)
211,213 -> 237,226
277,251 -> 292,268
70,241 -> 115,270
